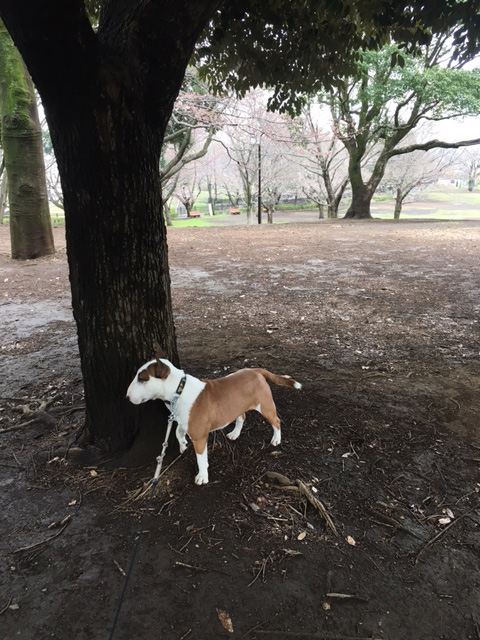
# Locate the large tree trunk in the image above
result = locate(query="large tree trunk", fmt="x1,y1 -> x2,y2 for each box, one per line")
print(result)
0,1 -> 220,461
344,181 -> 373,219
48,103 -> 179,454
0,22 -> 54,259
343,155 -> 373,219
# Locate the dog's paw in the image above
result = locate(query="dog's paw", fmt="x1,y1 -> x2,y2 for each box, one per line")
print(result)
227,430 -> 239,441
195,473 -> 209,485
270,433 -> 281,447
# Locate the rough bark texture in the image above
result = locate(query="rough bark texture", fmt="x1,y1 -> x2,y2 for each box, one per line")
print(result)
0,1 -> 220,456
0,22 -> 54,259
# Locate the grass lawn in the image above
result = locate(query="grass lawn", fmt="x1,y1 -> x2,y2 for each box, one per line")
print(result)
170,213 -> 229,227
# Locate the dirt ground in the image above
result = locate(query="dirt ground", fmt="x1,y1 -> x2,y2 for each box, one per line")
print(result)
1,220 -> 480,640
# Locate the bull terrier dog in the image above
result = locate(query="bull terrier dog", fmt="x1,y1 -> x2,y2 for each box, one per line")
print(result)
126,356 -> 301,485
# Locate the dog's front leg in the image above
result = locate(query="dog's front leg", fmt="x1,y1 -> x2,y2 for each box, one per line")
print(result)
176,424 -> 188,453
192,437 -> 209,485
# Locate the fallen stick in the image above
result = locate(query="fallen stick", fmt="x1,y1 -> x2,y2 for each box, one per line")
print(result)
326,592 -> 369,602
266,471 -> 293,485
13,521 -> 70,554
0,597 -> 13,616
296,480 -> 339,538
367,508 -> 424,540
415,511 -> 471,565
254,631 -> 382,639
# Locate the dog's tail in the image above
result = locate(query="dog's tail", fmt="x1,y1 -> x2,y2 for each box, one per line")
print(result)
257,369 -> 302,390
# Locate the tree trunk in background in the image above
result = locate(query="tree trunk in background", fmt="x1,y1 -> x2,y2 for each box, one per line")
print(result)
344,161 -> 373,219
0,22 -> 54,259
0,164 -> 7,223
0,1 -> 219,461
267,207 -> 273,223
318,204 -> 325,219
394,188 -> 403,220
163,200 -> 173,226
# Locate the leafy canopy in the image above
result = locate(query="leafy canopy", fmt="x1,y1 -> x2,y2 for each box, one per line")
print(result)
197,0 -> 480,114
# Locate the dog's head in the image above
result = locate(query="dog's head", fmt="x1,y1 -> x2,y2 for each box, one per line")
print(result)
126,358 -> 171,405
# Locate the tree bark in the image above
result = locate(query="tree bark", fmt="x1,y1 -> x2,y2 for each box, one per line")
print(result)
394,187 -> 403,220
0,168 -> 7,223
0,1 -> 220,458
0,22 -> 54,259
343,152 -> 373,219
163,201 -> 173,227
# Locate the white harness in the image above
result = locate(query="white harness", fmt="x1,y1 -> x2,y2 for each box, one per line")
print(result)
151,375 -> 187,486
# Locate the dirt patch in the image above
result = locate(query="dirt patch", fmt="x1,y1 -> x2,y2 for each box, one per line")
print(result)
1,220 -> 480,640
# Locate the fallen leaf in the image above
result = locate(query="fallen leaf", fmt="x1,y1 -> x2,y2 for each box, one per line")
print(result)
322,602 -> 331,611
346,535 -> 356,546
283,548 -> 303,556
438,517 -> 451,525
90,470 -> 98,477
297,531 -> 307,541
216,608 -> 234,633
9,603 -> 19,610
68,499 -> 77,506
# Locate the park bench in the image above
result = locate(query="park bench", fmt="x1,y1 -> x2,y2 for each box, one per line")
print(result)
189,211 -> 201,218
229,208 -> 240,215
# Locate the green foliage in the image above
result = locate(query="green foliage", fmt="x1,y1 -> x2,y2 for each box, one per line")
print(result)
0,22 -> 33,126
198,0 -> 480,114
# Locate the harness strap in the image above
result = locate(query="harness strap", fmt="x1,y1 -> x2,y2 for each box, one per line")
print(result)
151,375 -> 187,486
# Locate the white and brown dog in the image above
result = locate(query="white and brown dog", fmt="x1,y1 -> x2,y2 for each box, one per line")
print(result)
126,357 -> 301,485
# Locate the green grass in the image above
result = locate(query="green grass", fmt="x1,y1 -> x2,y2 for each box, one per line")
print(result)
375,209 -> 480,220
420,191 -> 480,205
170,213 -> 229,227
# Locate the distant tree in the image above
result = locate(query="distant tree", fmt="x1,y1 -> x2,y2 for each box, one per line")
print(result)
160,71 -> 225,225
175,169 -> 202,218
293,109 -> 350,218
460,147 -> 480,191
322,39 -> 480,219
0,22 -> 54,258
382,146 -> 457,219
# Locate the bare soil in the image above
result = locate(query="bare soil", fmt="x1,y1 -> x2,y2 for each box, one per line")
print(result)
1,220 -> 480,640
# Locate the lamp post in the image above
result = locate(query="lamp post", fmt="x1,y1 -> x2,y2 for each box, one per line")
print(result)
250,135 -> 262,224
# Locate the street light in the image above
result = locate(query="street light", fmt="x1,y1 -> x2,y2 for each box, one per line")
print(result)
250,135 -> 262,224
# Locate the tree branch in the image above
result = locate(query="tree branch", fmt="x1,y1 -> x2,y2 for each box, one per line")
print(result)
389,137 -> 480,157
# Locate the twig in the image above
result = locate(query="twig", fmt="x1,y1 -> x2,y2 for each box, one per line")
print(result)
175,561 -> 231,576
114,559 -> 126,576
179,630 -> 192,640
415,511 -> 472,564
13,522 -> 70,554
0,419 -> 38,434
254,632 -> 383,639
296,480 -> 338,538
367,508 -> 424,540
0,597 -> 13,616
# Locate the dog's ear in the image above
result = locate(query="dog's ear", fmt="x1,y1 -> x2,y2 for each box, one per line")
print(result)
151,360 -> 170,380
137,369 -> 150,382
153,341 -> 166,360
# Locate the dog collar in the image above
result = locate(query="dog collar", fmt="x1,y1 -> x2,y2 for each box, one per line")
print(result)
175,375 -> 187,396
165,375 -> 187,407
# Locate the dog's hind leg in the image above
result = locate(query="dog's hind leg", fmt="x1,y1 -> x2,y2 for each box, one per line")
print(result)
227,413 -> 246,441
192,437 -> 209,485
257,396 -> 281,446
